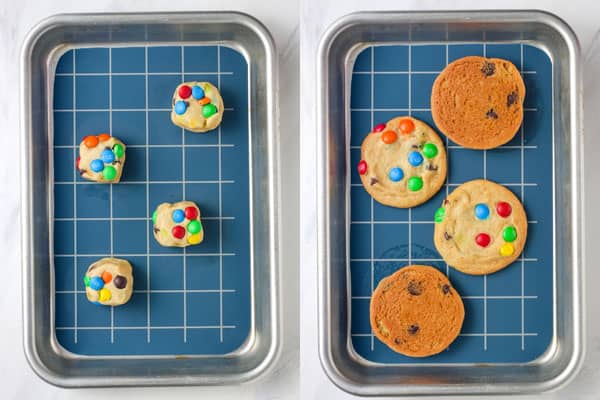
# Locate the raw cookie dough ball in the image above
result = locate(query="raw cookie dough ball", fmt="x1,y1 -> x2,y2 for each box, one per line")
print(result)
77,134 -> 126,183
152,201 -> 204,247
171,82 -> 224,132
84,258 -> 133,306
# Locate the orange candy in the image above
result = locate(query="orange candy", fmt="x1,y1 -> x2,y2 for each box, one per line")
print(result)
83,135 -> 99,148
198,97 -> 210,106
101,271 -> 112,283
98,133 -> 111,141
398,118 -> 415,135
381,130 -> 398,144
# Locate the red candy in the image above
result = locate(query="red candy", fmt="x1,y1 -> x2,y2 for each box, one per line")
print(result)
178,85 -> 192,99
76,156 -> 80,169
496,202 -> 512,218
373,123 -> 386,133
475,233 -> 491,247
172,225 -> 186,239
184,206 -> 198,220
357,160 -> 367,175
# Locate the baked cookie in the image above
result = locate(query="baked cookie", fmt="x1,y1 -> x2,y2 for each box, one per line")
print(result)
433,179 -> 528,275
76,134 -> 126,183
370,265 -> 464,357
152,201 -> 204,247
171,82 -> 224,132
84,258 -> 133,306
357,116 -> 447,208
431,56 -> 526,149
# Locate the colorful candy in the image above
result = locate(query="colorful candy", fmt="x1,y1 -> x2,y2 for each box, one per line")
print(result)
373,123 -> 386,133
357,160 -> 367,175
98,133 -> 111,141
178,85 -> 192,99
499,243 -> 514,256
398,118 -> 415,134
381,130 -> 398,144
172,225 -> 186,239
101,148 -> 115,164
174,100 -> 187,115
102,165 -> 117,180
434,207 -> 445,223
475,233 -> 491,247
198,97 -> 211,105
388,167 -> 404,182
192,85 -> 205,100
90,159 -> 104,173
89,276 -> 104,291
152,210 -> 158,225
187,220 -> 201,234
407,176 -> 423,191
83,135 -> 99,148
99,288 -> 112,302
503,226 -> 517,242
84,275 -> 90,287
113,143 -> 124,158
496,202 -> 512,218
113,275 -> 127,289
474,203 -> 490,220
202,103 -> 217,118
101,271 -> 112,283
76,156 -> 81,169
184,206 -> 198,220
172,209 -> 185,223
188,234 -> 202,245
408,151 -> 423,167
422,143 -> 438,159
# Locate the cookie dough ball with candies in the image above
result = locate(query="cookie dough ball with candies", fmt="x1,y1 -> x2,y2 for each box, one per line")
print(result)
152,201 -> 204,247
77,133 -> 126,183
171,82 -> 224,132
84,258 -> 133,306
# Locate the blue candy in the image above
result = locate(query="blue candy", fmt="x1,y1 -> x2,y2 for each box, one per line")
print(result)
90,159 -> 104,173
89,276 -> 104,291
408,151 -> 424,167
475,203 -> 490,220
174,100 -> 187,115
388,167 -> 404,182
172,209 -> 185,223
192,85 -> 205,100
101,148 -> 115,163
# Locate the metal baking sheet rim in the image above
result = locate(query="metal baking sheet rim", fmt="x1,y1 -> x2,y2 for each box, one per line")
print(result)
21,12 -> 282,387
316,10 -> 584,396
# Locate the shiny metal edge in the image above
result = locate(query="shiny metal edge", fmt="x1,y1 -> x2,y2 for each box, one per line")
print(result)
21,12 -> 281,387
316,10 -> 584,396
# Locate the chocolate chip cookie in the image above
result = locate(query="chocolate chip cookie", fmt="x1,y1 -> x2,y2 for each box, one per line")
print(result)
433,179 -> 528,275
370,265 -> 464,357
357,116 -> 447,208
431,56 -> 526,149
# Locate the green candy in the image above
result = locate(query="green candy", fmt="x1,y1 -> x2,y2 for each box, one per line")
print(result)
435,207 -> 445,223
102,165 -> 117,181
84,275 -> 90,287
202,103 -> 217,118
152,210 -> 158,225
113,143 -> 124,158
407,176 -> 423,191
503,226 -> 517,242
422,143 -> 438,159
187,220 -> 202,234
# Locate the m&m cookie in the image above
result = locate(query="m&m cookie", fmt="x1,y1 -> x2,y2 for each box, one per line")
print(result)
357,116 -> 447,208
171,82 -> 223,133
77,133 -> 126,183
433,179 -> 528,275
152,201 -> 204,247
84,258 -> 133,306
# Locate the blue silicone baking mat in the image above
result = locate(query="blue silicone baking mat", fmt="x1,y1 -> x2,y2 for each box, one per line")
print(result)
349,43 -> 553,363
52,45 -> 251,356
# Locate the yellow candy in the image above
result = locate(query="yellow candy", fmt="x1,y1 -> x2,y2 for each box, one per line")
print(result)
499,243 -> 514,257
188,233 -> 202,245
99,288 -> 112,302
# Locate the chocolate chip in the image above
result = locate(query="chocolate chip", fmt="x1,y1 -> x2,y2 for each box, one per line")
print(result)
443,199 -> 449,205
507,91 -> 518,107
486,108 -> 498,119
79,169 -> 86,176
113,275 -> 127,289
112,160 -> 121,165
444,232 -> 452,240
370,177 -> 378,186
426,163 -> 438,171
394,337 -> 403,344
407,324 -> 420,335
407,281 -> 423,296
481,61 -> 495,77
411,144 -> 420,149
153,227 -> 160,233
442,284 -> 451,294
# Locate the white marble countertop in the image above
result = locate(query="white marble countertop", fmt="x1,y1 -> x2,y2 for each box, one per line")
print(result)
1,0 -> 298,399
300,1 -> 600,399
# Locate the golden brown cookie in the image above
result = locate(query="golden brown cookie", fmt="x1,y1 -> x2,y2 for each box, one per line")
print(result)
152,201 -> 204,247
370,265 -> 464,357
433,180 -> 528,275
431,56 -> 526,149
357,116 -> 447,208
171,81 -> 224,133
84,258 -> 133,306
77,134 -> 126,183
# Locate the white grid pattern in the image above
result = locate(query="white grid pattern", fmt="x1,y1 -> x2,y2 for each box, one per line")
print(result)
58,46 -> 243,348
351,43 -> 541,354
